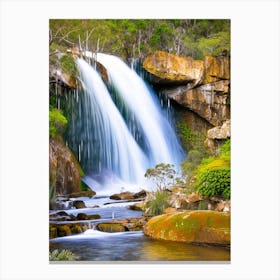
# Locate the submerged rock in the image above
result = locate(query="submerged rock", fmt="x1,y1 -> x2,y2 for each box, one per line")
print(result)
73,200 -> 86,209
144,210 -> 230,246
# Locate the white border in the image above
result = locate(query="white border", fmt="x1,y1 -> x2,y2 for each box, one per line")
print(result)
0,0 -> 279,279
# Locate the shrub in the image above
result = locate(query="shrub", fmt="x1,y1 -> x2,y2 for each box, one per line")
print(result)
196,168 -> 230,199
145,191 -> 170,216
144,163 -> 176,191
189,139 -> 231,200
49,108 -> 68,138
49,249 -> 76,261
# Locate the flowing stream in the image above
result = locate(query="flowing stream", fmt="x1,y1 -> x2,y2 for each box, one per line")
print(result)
50,196 -> 230,262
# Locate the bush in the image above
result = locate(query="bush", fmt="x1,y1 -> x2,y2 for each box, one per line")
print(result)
145,191 -> 170,216
196,168 -> 230,199
194,140 -> 231,199
49,108 -> 68,138
49,249 -> 76,261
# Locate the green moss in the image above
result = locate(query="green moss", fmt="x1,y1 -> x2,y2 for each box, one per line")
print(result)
96,223 -> 127,233
58,54 -> 78,76
144,211 -> 230,244
49,108 -> 68,138
80,181 -> 90,191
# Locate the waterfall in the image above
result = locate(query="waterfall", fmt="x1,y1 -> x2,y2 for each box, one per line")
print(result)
92,52 -> 184,167
66,54 -> 184,194
75,59 -> 149,189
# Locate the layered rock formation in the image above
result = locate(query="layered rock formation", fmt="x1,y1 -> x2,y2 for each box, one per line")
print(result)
143,51 -> 230,126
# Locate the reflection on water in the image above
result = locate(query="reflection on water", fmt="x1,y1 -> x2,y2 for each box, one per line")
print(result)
50,231 -> 230,261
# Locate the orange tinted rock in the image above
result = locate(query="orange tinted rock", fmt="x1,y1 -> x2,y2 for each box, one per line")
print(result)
144,210 -> 230,245
143,51 -> 204,87
204,56 -> 230,84
186,192 -> 202,203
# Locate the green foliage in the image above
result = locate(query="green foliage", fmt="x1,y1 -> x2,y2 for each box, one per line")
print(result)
197,31 -> 230,57
178,122 -> 208,177
80,181 -> 90,191
145,191 -> 170,216
49,108 -> 68,138
193,140 -> 231,199
220,139 -> 231,156
145,163 -> 176,191
196,168 -> 230,199
177,123 -> 195,144
49,185 -> 55,200
58,55 -> 78,76
49,19 -> 230,60
49,249 -> 76,261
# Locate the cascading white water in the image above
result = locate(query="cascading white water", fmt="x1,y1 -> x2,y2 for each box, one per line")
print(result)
91,52 -> 184,167
76,59 -> 149,188
67,54 -> 184,193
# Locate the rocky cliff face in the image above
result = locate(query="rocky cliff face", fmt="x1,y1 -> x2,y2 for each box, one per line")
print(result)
143,51 -> 230,126
49,137 -> 82,195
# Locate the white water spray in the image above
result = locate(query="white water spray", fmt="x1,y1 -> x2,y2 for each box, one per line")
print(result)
92,52 -> 183,167
76,59 -> 149,186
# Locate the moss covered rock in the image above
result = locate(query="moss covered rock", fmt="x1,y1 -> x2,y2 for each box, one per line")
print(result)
144,210 -> 230,245
96,223 -> 128,233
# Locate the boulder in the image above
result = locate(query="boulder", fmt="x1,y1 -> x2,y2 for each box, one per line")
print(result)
144,210 -> 230,245
73,200 -> 86,209
207,120 -> 231,139
186,192 -> 202,203
143,51 -> 204,87
76,213 -> 89,220
96,223 -> 128,233
49,222 -> 86,238
56,211 -> 69,216
88,214 -> 101,220
49,137 -> 82,195
110,191 -> 135,200
133,190 -> 147,199
96,217 -> 150,232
